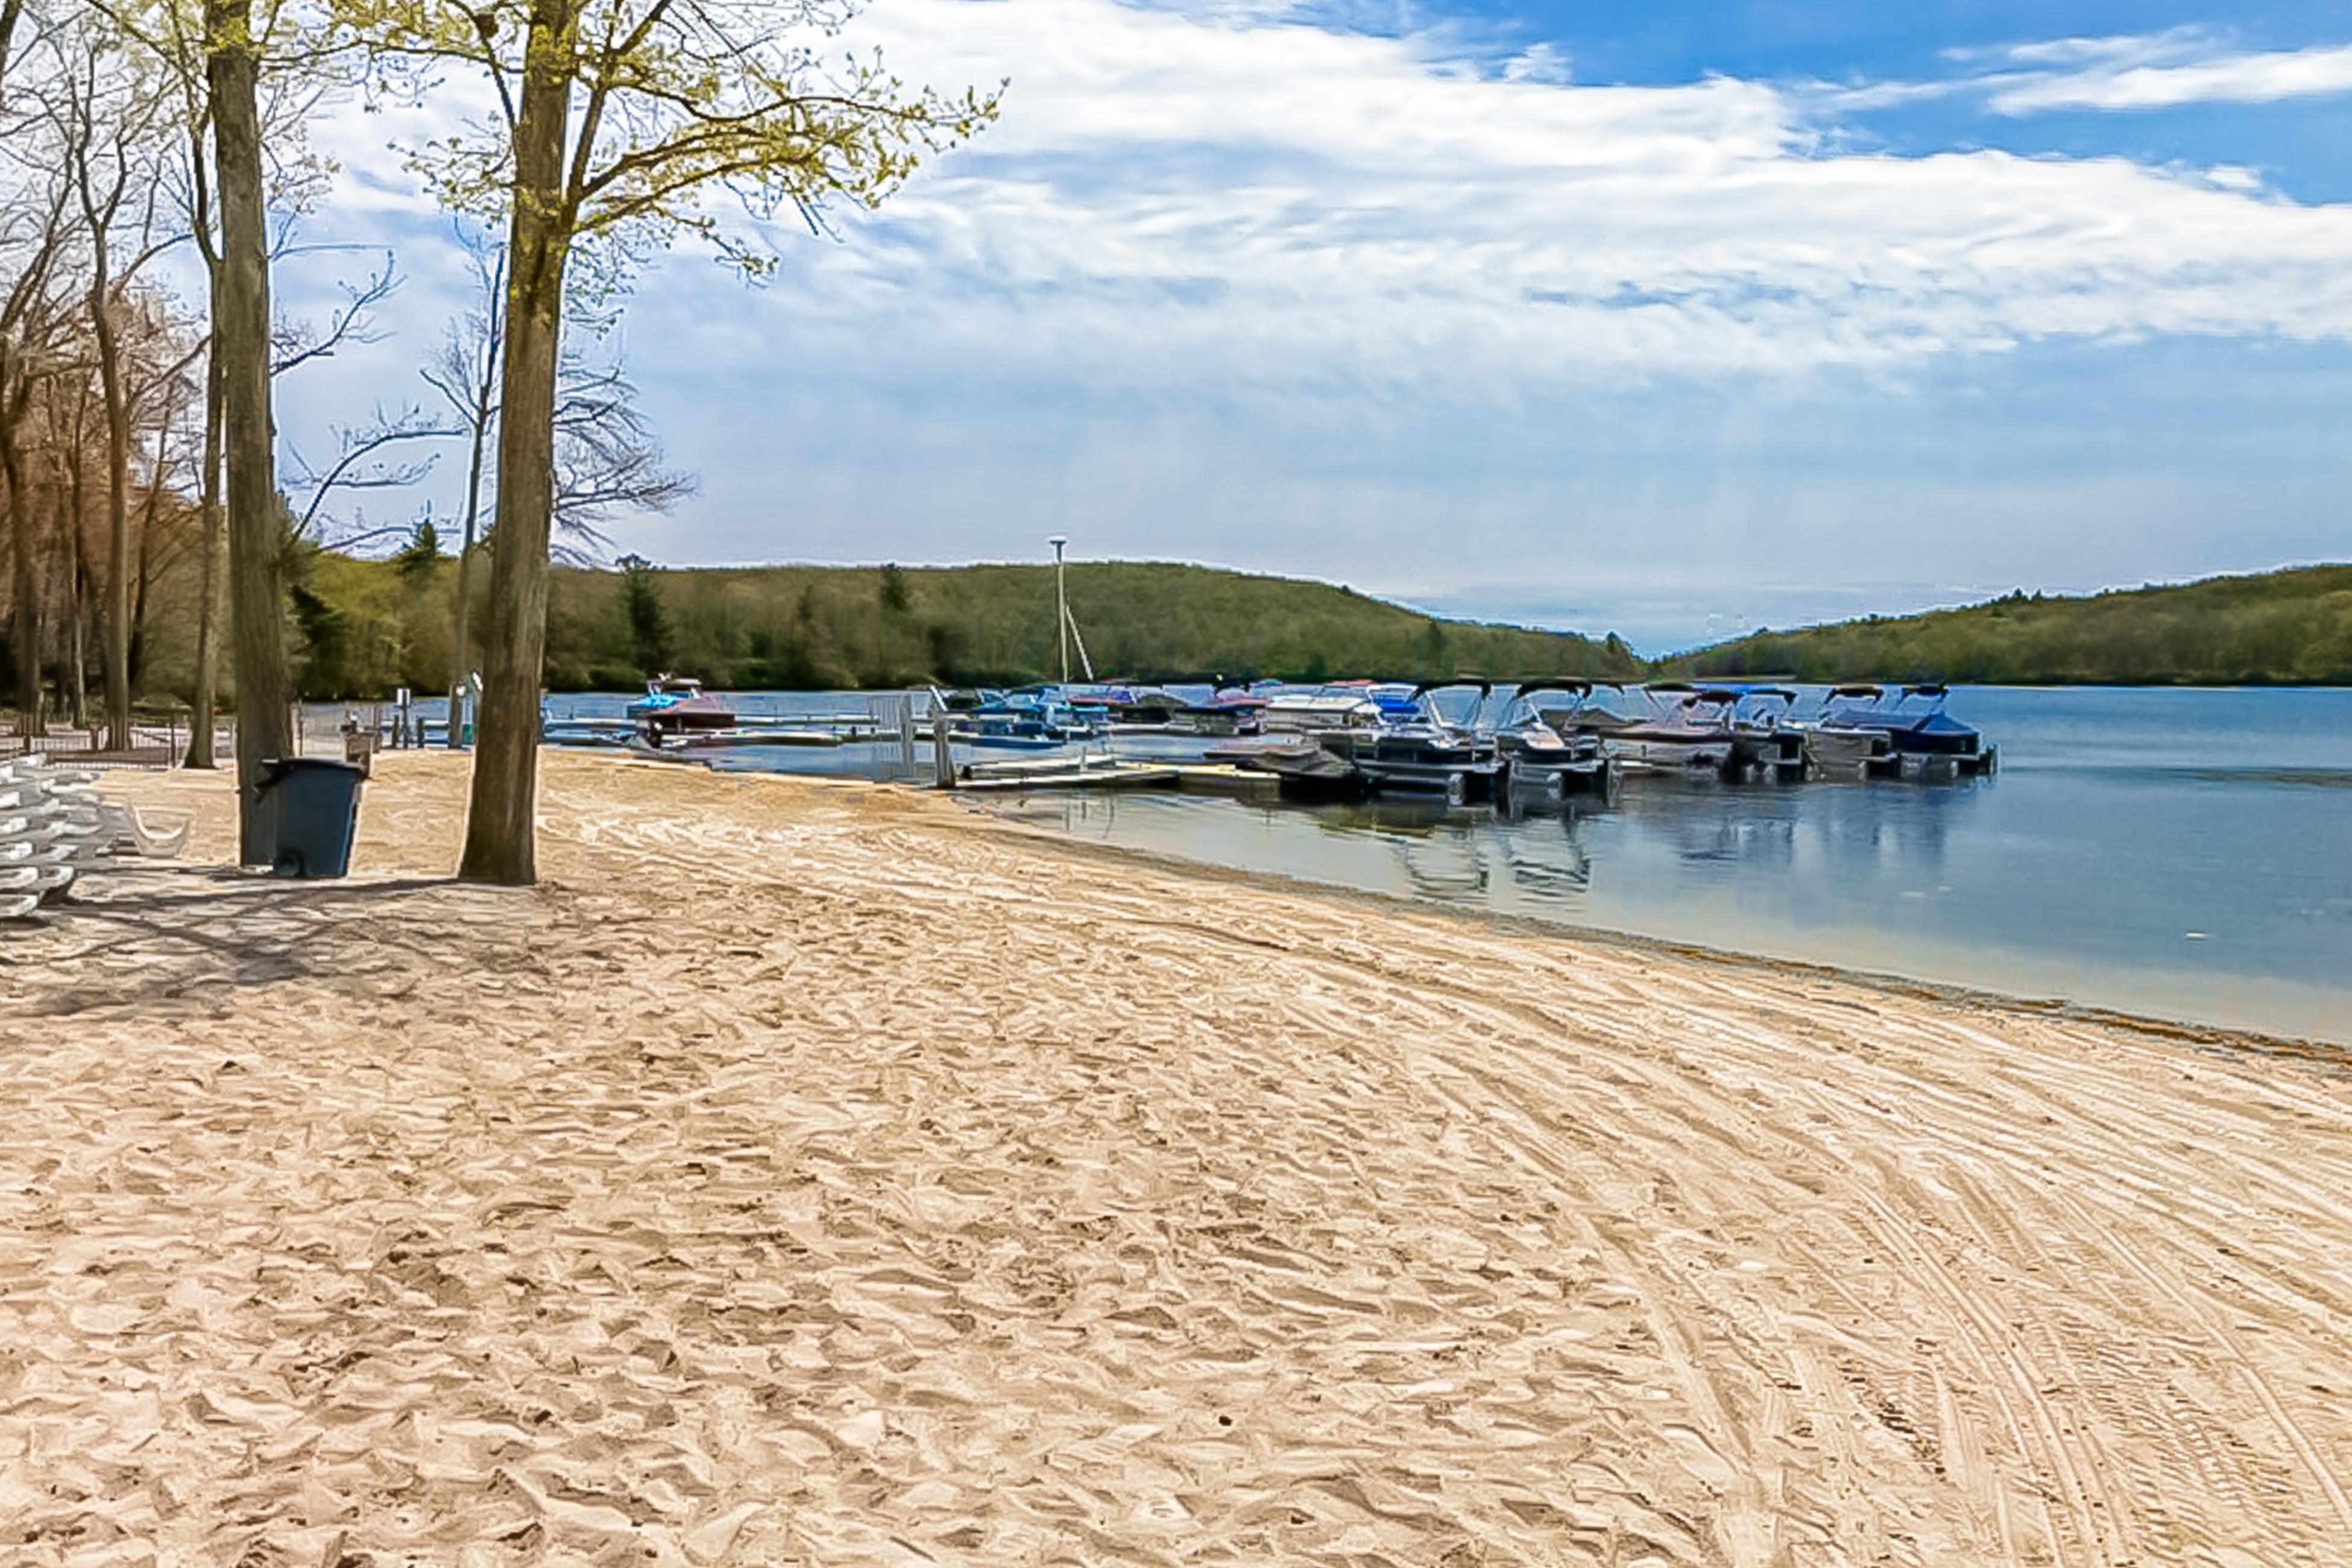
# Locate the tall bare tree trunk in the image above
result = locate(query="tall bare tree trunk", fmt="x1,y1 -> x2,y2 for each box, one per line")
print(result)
1,423 -> 37,734
184,352 -> 222,765
0,0 -> 24,107
2,446 -> 38,728
66,530 -> 87,729
209,0 -> 290,857
63,436 -> 87,728
444,411 -> 488,749
91,282 -> 134,751
458,0 -> 573,885
129,446 -> 166,690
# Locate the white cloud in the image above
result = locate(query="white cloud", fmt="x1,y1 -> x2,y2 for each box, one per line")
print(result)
651,0 -> 2352,393
1950,28 -> 2212,70
1989,40 -> 2352,113
279,0 -> 2352,612
1500,41 -> 1571,86
302,2 -> 2352,398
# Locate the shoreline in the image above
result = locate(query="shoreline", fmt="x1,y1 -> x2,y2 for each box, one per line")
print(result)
956,789 -> 2352,1067
8,749 -> 2352,1564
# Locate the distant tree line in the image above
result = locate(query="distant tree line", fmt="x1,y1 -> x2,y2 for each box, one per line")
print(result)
134,555 -> 1636,697
1669,567 -> 2352,686
90,555 -> 2352,703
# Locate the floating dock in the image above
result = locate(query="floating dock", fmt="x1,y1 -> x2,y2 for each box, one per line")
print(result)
950,757 -> 1277,796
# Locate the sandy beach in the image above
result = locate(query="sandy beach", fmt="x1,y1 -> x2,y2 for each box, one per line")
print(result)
4,749 -> 2349,1567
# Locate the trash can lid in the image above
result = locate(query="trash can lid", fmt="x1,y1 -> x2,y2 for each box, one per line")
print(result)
257,757 -> 368,787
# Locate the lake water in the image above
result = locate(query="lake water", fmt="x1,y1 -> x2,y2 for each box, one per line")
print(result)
541,687 -> 2352,1046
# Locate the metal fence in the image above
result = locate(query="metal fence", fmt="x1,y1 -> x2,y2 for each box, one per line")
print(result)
2,704 -> 415,770
0,717 -> 219,770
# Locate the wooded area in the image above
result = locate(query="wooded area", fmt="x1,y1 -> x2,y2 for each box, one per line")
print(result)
282,554 -> 1647,694
1670,565 -> 2352,687
1,0 -> 989,881
17,528 -> 2352,710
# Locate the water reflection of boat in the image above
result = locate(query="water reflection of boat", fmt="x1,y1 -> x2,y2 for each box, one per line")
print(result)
1308,797 -> 1492,899
1390,827 -> 1489,900
1616,782 -> 1800,867
1498,807 -> 1597,898
631,726 -> 845,755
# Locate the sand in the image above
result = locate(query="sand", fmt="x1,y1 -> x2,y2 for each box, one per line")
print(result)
2,749 -> 2348,1567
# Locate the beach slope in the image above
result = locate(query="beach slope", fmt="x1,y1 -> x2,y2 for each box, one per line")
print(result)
3,751 -> 2348,1566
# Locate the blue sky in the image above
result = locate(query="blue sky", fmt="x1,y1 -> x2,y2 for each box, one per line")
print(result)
286,0 -> 2352,652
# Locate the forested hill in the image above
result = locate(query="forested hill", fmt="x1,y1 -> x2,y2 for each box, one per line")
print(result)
286,556 -> 1644,699
1666,565 -> 2352,687
558,560 -> 1644,691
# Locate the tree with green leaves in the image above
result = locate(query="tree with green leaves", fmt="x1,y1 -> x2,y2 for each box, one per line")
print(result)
421,218 -> 693,746
338,0 -> 999,884
617,551 -> 665,674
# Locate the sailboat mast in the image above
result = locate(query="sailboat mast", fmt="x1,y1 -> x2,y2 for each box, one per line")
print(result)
1048,535 -> 1070,685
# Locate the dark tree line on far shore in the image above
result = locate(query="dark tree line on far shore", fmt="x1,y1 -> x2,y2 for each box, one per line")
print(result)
238,555 -> 1651,696
227,555 -> 2352,701
1668,566 -> 2352,688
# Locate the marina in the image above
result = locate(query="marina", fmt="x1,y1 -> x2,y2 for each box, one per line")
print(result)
506,681 -> 2351,1045
525,675 -> 2003,793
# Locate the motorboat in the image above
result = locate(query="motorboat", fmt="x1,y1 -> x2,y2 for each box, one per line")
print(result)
1551,682 -> 1798,782
1254,682 -> 1502,802
1176,683 -> 1269,737
1261,683 -> 1384,733
947,688 -> 1096,749
1723,684 -> 1810,782
1487,681 -> 1622,800
1799,686 -> 1903,778
1550,682 -> 1737,776
1064,683 -> 1187,729
1816,683 -> 1997,777
626,675 -> 736,737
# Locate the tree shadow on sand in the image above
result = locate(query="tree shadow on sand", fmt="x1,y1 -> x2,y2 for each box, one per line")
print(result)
2,864 -> 552,1019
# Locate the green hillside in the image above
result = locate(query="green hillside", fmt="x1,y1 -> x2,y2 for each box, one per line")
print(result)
1668,565 -> 2352,687
285,555 -> 1645,699
552,560 -> 1645,691
194,552 -> 2352,705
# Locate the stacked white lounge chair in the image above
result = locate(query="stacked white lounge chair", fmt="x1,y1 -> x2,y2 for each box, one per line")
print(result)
0,753 -> 189,919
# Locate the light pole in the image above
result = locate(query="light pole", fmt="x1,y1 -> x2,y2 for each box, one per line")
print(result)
1047,535 -> 1069,686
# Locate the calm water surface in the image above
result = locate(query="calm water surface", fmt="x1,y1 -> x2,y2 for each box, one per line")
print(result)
542,686 -> 2352,1045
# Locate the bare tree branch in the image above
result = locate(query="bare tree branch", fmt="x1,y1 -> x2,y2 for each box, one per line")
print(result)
271,248 -> 399,375
285,403 -> 459,537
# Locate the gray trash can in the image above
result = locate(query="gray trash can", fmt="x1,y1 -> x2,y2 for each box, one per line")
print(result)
254,758 -> 365,878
